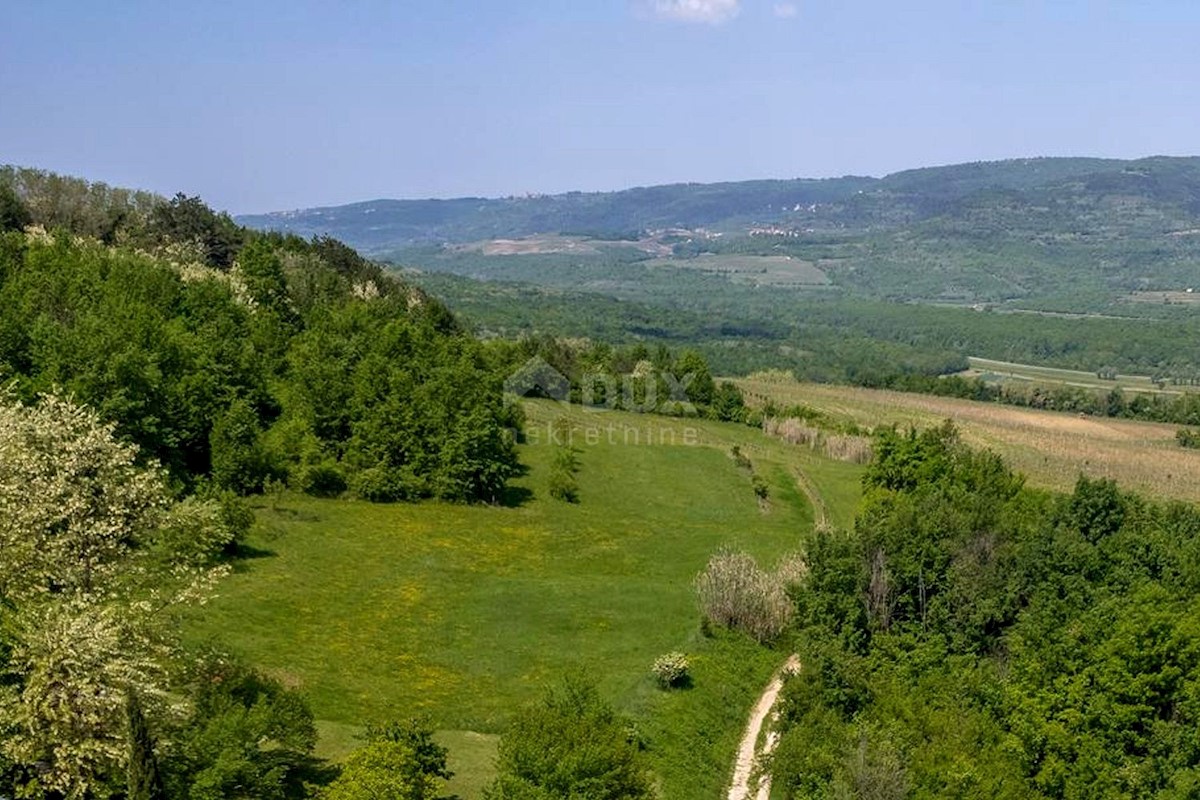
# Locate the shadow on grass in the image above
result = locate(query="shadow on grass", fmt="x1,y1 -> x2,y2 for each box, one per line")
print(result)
270,505 -> 323,522
286,755 -> 340,796
498,461 -> 534,508
227,541 -> 277,560
500,485 -> 534,508
665,674 -> 695,691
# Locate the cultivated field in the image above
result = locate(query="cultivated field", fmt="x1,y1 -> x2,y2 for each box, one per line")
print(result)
964,356 -> 1200,396
650,254 -> 832,287
737,375 -> 1200,502
186,402 -> 863,799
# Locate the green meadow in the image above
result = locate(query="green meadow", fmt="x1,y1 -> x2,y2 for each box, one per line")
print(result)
185,401 -> 863,798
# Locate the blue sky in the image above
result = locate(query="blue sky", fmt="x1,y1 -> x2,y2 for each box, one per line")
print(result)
3,1 -> 1199,213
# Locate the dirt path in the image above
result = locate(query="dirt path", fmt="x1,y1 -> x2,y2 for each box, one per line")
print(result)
793,467 -> 829,527
725,466 -> 826,800
727,654 -> 801,800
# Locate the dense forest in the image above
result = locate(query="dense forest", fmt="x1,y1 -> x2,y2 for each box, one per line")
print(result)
0,167 -> 521,503
772,424 -> 1200,798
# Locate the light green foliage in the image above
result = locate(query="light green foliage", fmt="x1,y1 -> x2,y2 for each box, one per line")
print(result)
547,441 -> 581,503
0,391 -> 167,601
650,652 -> 690,689
0,597 -> 175,799
322,741 -> 437,800
322,721 -> 449,800
0,392 -> 231,799
484,676 -> 654,800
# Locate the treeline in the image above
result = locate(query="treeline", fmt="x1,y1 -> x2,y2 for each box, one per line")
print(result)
771,423 -> 1200,797
867,371 -> 1200,427
490,333 -> 751,422
0,167 -> 520,503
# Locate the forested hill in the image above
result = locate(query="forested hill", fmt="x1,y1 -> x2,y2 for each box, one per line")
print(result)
0,165 -> 523,503
236,156 -> 1200,252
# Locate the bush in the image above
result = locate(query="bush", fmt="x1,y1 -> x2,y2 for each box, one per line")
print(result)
695,549 -> 793,643
752,475 -> 769,500
1177,428 -> 1200,449
651,652 -> 690,689
350,466 -> 411,503
483,676 -> 654,800
548,445 -> 580,503
297,460 -> 347,497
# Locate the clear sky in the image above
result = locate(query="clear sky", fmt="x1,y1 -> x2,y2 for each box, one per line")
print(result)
3,1 -> 1199,213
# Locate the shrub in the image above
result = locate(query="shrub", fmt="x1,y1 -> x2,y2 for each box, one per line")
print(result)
651,652 -> 690,689
548,445 -> 580,503
1177,428 -> 1200,449
297,460 -> 347,497
484,676 -> 654,800
695,549 -> 793,643
752,475 -> 770,500
764,417 -> 821,448
824,435 -> 874,464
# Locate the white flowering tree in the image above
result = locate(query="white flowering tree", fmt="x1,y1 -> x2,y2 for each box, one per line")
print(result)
0,390 -> 230,798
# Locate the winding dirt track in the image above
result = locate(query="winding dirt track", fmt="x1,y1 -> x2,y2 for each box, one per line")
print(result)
726,654 -> 801,800
727,465 -> 825,800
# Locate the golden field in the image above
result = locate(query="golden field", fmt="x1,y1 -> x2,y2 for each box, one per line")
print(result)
736,375 -> 1200,503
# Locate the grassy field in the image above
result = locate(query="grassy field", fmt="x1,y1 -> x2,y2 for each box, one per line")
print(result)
185,402 -> 862,798
737,375 -> 1200,503
963,356 -> 1200,396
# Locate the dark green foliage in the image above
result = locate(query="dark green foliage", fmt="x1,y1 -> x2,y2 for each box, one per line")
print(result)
167,656 -> 317,800
210,399 -> 270,494
0,210 -> 521,503
1068,475 -> 1126,544
0,183 -> 31,232
484,676 -> 654,800
751,475 -> 768,500
150,192 -> 243,269
709,381 -> 748,422
776,420 -> 1200,798
126,689 -> 167,800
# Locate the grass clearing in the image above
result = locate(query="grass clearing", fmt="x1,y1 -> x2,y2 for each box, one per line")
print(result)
737,375 -> 1200,502
186,402 -> 860,797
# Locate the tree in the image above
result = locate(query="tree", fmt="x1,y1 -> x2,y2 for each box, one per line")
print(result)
126,689 -> 166,800
210,398 -> 269,494
322,721 -> 450,800
673,350 -> 715,407
0,391 -> 167,602
484,676 -> 654,800
0,597 -> 174,800
0,183 -> 31,231
0,391 -> 232,798
168,656 -> 316,800
149,193 -> 241,269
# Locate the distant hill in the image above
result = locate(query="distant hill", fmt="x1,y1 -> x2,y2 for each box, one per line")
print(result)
236,156 -> 1200,254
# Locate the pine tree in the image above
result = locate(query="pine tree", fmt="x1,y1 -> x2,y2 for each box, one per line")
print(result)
126,689 -> 166,800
